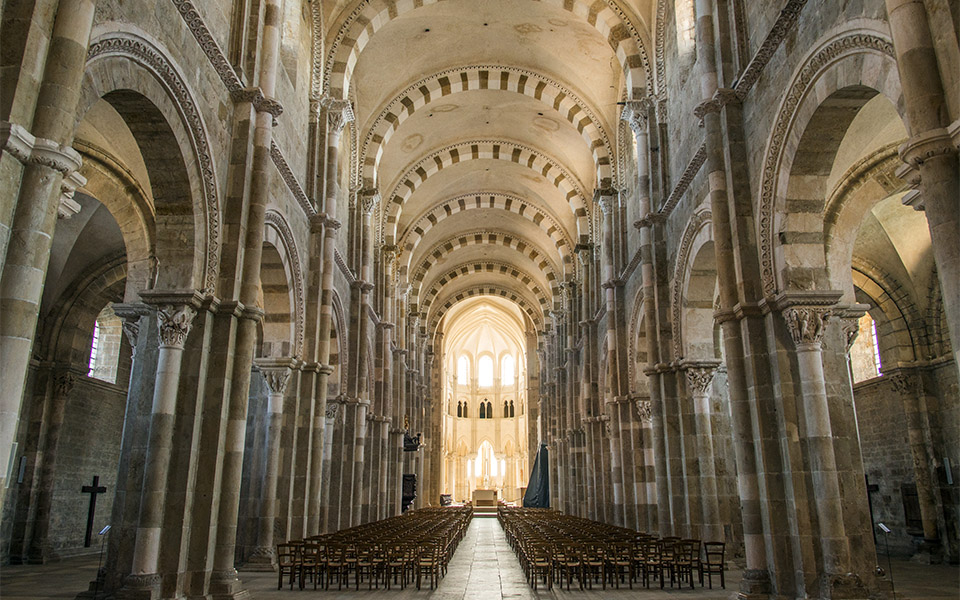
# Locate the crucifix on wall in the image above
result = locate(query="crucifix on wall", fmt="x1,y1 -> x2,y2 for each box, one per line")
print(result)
81,475 -> 107,547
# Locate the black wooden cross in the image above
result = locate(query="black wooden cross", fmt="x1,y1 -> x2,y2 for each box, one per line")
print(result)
81,475 -> 107,547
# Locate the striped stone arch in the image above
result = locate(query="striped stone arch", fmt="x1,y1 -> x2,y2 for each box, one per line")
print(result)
671,208 -> 712,360
417,262 -> 556,317
398,192 -> 575,270
408,232 -> 561,300
324,0 -> 650,101
427,285 -> 547,335
263,211 -> 306,358
360,66 -> 614,190
756,29 -> 901,296
382,140 -> 589,244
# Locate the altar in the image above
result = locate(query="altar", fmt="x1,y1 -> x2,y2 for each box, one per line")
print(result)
472,489 -> 497,507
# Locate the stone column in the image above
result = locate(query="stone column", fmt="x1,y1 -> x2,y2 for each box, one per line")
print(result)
684,363 -> 722,542
890,370 -> 942,558
128,297 -> 198,592
0,0 -> 96,493
308,96 -> 353,533
247,358 -> 295,571
885,0 -> 960,378
780,299 -> 853,585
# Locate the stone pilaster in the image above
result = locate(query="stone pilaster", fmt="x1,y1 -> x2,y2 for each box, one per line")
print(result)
246,358 -> 295,571
683,361 -> 722,542
124,292 -> 200,598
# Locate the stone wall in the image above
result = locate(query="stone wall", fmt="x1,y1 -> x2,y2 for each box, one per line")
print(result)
48,376 -> 127,557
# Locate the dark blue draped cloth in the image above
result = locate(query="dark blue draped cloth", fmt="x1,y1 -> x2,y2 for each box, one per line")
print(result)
522,443 -> 550,508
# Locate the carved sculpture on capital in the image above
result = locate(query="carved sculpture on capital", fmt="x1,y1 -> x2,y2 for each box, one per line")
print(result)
636,398 -> 653,423
783,306 -> 829,348
157,305 -> 197,349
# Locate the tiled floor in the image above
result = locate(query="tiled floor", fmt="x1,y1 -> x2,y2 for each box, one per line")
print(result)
2,519 -> 958,599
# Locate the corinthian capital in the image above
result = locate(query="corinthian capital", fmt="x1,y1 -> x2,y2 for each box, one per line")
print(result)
157,304 -> 197,349
321,96 -> 355,136
360,188 -> 381,215
620,100 -> 650,134
684,365 -> 718,396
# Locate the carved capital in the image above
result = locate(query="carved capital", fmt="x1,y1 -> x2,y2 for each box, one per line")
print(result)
321,97 -> 354,136
620,100 -> 649,134
58,170 -> 86,219
55,371 -> 76,396
0,121 -> 82,175
157,304 -> 197,349
693,88 -> 740,120
325,400 -> 341,419
636,399 -> 653,423
782,307 -> 830,347
256,358 -> 295,396
684,365 -> 718,395
899,128 -> 956,168
889,371 -> 919,396
359,188 -> 380,215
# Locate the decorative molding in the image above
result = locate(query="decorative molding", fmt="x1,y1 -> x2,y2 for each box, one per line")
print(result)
899,128 -> 956,168
269,141 -> 316,217
732,0 -> 810,98
757,33 -> 896,296
87,33 -> 222,294
334,249 -> 355,283
889,371 -> 920,396
658,144 -> 706,218
1,121 -> 83,175
264,211 -> 306,357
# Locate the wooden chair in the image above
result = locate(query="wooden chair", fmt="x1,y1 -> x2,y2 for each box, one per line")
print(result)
528,544 -> 553,590
416,544 -> 442,590
674,539 -> 695,589
385,544 -> 408,589
298,543 -> 322,590
581,543 -> 605,590
607,541 -> 634,589
703,541 -> 726,589
641,540 -> 661,588
324,543 -> 348,590
276,543 -> 298,590
556,543 -> 583,590
659,539 -> 678,589
683,538 -> 703,585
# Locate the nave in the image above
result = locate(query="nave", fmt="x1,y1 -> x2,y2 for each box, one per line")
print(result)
6,514 -> 960,599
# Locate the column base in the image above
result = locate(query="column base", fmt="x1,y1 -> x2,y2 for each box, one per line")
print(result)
819,572 -> 870,599
209,568 -> 251,600
736,568 -> 771,600
242,547 -> 277,572
74,568 -> 107,599
113,573 -> 162,600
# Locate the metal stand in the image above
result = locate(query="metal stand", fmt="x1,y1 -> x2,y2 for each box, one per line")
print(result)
877,523 -> 895,600
93,525 -> 111,598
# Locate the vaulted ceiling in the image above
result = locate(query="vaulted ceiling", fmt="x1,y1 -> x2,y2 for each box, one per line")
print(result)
324,0 -> 656,336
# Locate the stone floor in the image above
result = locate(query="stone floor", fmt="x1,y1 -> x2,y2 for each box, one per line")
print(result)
1,519 -> 957,599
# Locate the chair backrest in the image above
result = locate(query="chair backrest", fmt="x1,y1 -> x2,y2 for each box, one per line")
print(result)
704,541 -> 725,565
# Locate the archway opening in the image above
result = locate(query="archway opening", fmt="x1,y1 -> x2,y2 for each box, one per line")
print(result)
439,297 -> 531,504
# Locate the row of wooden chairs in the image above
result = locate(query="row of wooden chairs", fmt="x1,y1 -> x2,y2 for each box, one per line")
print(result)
499,507 -> 726,591
276,507 -> 472,591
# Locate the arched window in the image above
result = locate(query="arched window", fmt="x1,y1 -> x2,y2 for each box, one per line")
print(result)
457,402 -> 462,417
477,355 -> 493,386
463,402 -> 468,418
851,312 -> 882,383
501,354 -> 515,385
457,355 -> 470,384
510,400 -> 515,417
479,402 -> 486,419
504,401 -> 509,417
486,401 -> 493,419
88,305 -> 122,384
